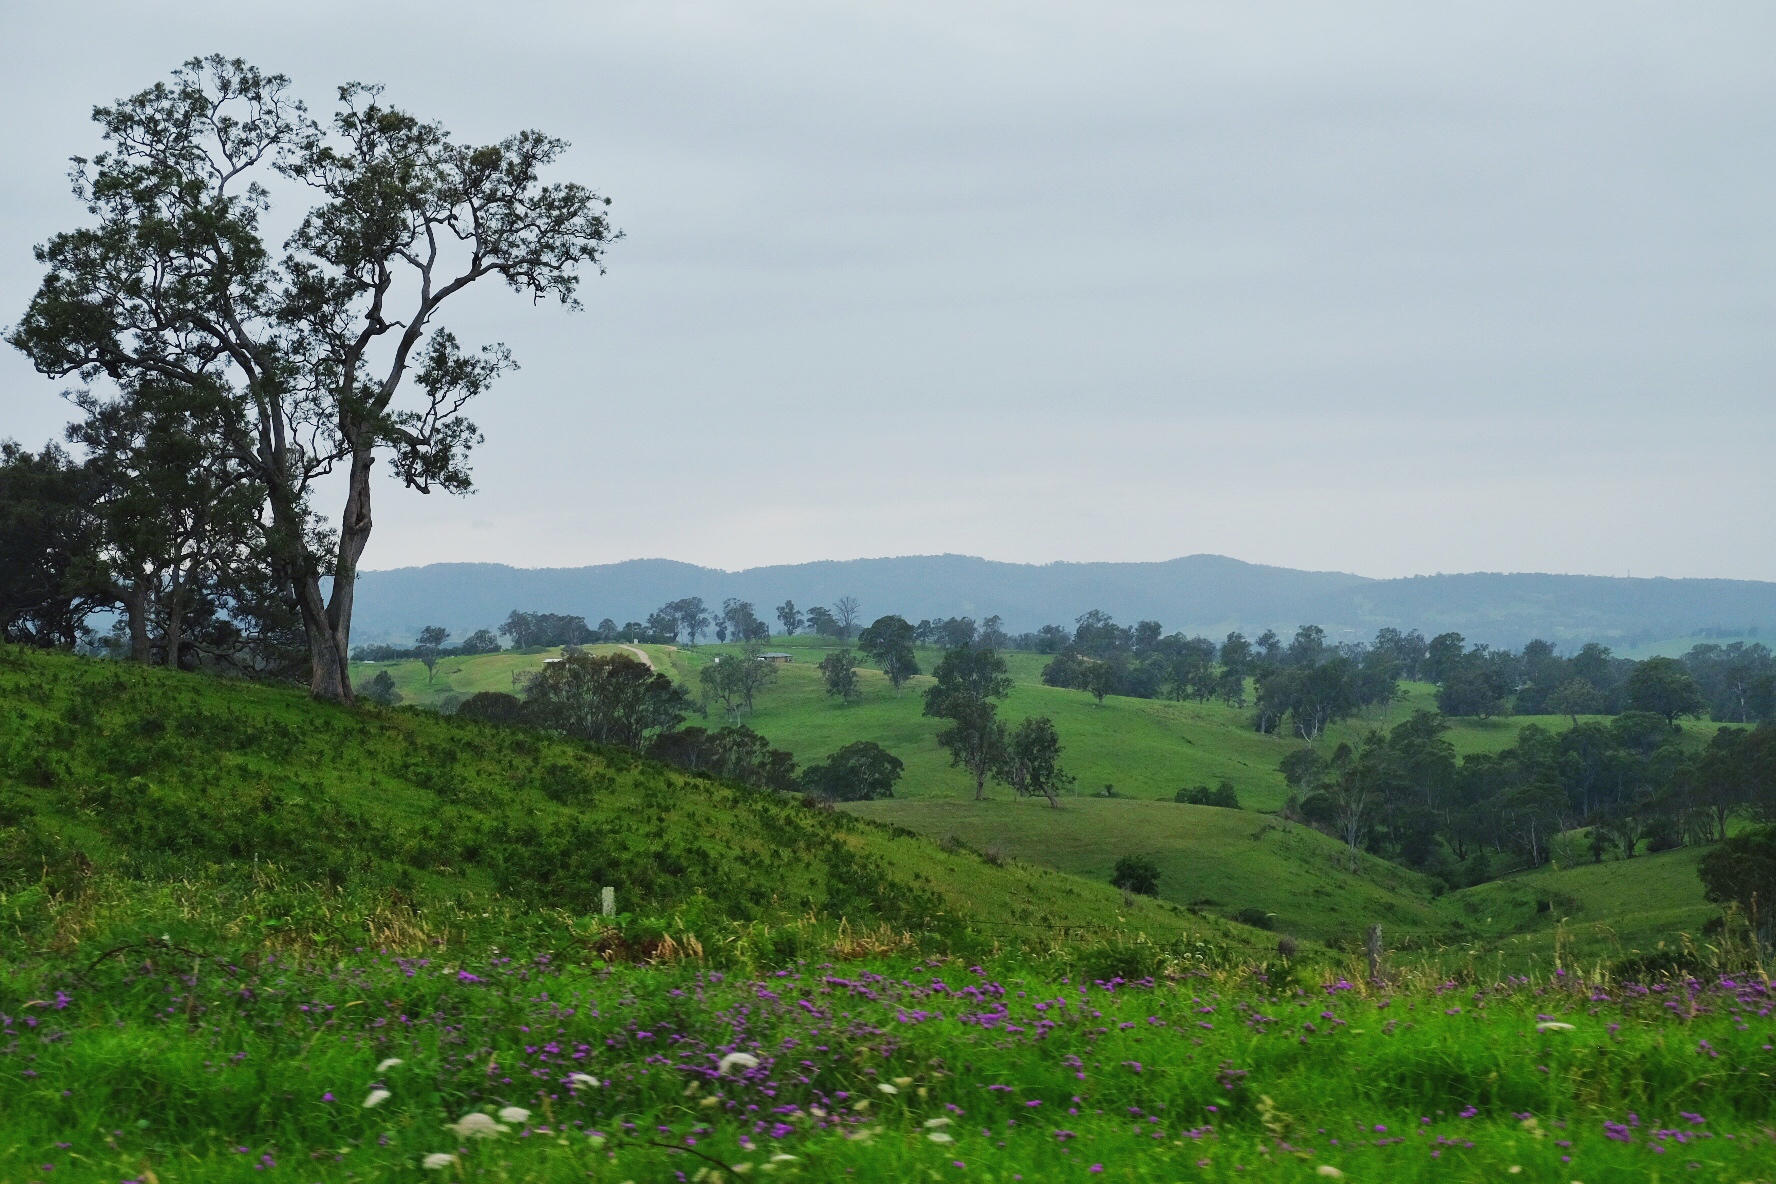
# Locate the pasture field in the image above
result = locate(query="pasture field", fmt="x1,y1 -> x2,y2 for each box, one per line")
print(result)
5,941 -> 1776,1183
351,639 -> 1724,962
350,638 -> 1617,812
5,647 -> 1772,1180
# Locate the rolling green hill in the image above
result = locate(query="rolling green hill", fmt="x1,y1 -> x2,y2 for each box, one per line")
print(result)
354,637 -> 1597,812
349,638 -> 1728,963
0,645 -> 1260,961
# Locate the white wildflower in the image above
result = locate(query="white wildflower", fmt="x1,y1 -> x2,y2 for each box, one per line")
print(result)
924,1117 -> 951,1128
446,1112 -> 509,1139
496,1106 -> 531,1125
719,1052 -> 760,1075
770,1154 -> 798,1162
422,1153 -> 457,1170
567,1072 -> 599,1089
877,1083 -> 898,1095
927,1131 -> 954,1144
1316,1168 -> 1344,1179
377,1058 -> 404,1072
1535,1021 -> 1576,1032
731,1165 -> 753,1175
362,1089 -> 391,1109
892,1076 -> 913,1087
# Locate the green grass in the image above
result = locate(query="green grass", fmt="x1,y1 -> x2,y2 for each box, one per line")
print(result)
5,647 -> 1773,1180
845,797 -> 1442,945
1431,845 -> 1720,965
0,645 -> 1254,959
5,939 -> 1776,1183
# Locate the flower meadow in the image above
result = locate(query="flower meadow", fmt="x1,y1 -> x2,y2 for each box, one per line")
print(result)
3,945 -> 1776,1183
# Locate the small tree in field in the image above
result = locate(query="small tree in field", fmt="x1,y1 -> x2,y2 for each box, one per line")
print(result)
360,669 -> 400,705
819,649 -> 861,704
998,716 -> 1073,807
858,614 -> 920,693
1111,855 -> 1160,896
833,596 -> 861,639
416,625 -> 449,683
923,645 -> 1014,800
1546,678 -> 1603,727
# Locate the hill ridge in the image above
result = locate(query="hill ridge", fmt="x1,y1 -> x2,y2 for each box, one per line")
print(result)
351,554 -> 1776,648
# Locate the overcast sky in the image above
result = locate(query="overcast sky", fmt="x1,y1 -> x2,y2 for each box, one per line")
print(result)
2,2 -> 1772,579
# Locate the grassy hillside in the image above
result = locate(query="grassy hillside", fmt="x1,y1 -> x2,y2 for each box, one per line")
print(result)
5,649 -> 1766,1182
847,796 -> 1443,944
348,638 -> 1728,962
354,637 -> 1612,811
0,646 -> 1258,960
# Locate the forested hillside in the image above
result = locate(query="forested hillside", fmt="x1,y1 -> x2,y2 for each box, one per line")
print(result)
349,554 -> 1776,646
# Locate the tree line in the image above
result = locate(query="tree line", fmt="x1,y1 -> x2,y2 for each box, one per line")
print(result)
438,651 -> 905,804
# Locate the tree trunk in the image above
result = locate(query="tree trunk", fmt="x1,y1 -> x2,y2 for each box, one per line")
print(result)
298,569 -> 350,702
323,449 -> 377,697
165,575 -> 185,671
122,581 -> 150,664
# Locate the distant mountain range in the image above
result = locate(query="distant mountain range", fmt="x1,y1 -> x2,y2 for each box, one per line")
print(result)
351,554 -> 1776,651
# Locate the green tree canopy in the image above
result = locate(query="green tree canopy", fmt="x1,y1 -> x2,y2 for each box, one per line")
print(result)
10,57 -> 616,701
1625,656 -> 1706,726
858,614 -> 920,693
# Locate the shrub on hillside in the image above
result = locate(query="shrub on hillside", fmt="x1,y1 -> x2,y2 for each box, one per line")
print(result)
800,741 -> 904,801
1233,907 -> 1275,931
1110,854 -> 1160,896
1176,781 -> 1240,809
457,691 -> 524,725
648,726 -> 799,792
1700,825 -> 1776,946
358,670 -> 400,706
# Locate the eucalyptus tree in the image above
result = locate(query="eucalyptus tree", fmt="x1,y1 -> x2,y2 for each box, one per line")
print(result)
857,614 -> 920,692
10,56 -> 617,701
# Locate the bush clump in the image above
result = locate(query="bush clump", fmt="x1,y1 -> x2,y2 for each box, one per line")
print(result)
1110,854 -> 1160,896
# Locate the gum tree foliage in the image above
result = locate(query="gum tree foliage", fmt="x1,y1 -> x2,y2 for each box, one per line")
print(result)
1699,826 -> 1776,949
499,611 -> 593,648
524,651 -> 688,750
648,725 -> 798,792
775,600 -> 801,637
0,441 -> 106,646
700,649 -> 776,722
664,597 -> 711,645
721,599 -> 770,644
818,649 -> 861,704
857,614 -> 920,693
800,740 -> 904,802
923,644 -> 1013,801
832,596 -> 862,640
9,57 -> 617,701
66,376 -> 281,669
1625,656 -> 1707,726
415,625 -> 448,683
996,716 -> 1073,808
